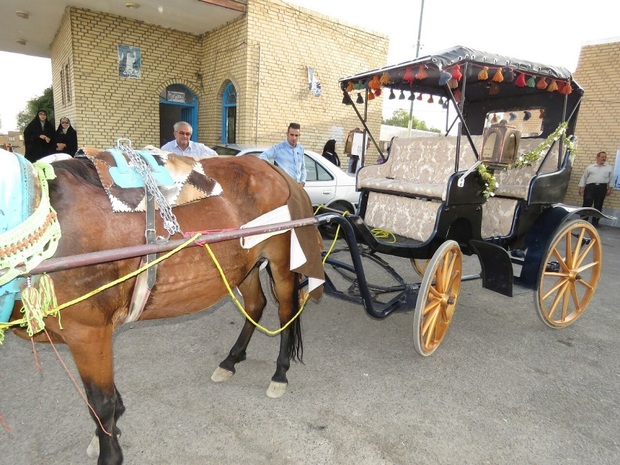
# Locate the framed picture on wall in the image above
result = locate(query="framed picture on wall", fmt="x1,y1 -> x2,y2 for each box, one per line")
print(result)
118,44 -> 141,78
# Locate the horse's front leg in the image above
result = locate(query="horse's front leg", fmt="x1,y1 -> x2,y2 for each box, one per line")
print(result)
212,266 -> 266,383
67,325 -> 123,465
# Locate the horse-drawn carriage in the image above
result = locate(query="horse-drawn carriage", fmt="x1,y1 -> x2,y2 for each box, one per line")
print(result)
318,45 -> 607,356
0,45 -> 608,464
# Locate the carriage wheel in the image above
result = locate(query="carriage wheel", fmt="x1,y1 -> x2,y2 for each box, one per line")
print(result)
410,258 -> 430,278
535,220 -> 602,328
413,240 -> 462,356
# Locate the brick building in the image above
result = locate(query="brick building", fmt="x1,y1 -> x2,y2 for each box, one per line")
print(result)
568,38 -> 620,225
49,0 -> 388,156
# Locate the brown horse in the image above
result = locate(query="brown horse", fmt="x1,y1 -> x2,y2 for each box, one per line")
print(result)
5,153 -> 323,465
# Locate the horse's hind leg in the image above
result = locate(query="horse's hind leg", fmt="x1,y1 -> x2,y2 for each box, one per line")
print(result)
67,325 -> 124,465
212,265 -> 267,383
266,260 -> 302,399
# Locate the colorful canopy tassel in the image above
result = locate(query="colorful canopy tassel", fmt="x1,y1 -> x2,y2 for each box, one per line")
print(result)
369,75 -> 381,90
503,68 -> 514,82
416,66 -> 427,80
546,80 -> 558,92
388,89 -> 396,100
558,81 -> 573,95
492,68 -> 504,82
515,73 -> 527,87
451,64 -> 462,81
478,66 -> 489,80
449,78 -> 459,89
523,110 -> 532,121
453,89 -> 462,102
403,67 -> 414,85
526,76 -> 536,88
536,77 -> 548,89
439,70 -> 452,86
345,81 -> 354,92
427,95 -> 434,103
416,93 -> 423,100
368,90 -> 376,100
380,72 -> 391,85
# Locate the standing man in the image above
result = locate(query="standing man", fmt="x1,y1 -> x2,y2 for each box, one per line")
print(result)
259,122 -> 306,186
161,121 -> 217,159
578,151 -> 613,226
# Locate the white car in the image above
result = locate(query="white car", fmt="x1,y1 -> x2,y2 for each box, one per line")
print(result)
212,144 -> 359,214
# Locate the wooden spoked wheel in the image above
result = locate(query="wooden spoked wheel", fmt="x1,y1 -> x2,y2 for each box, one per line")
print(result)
410,258 -> 430,278
535,220 -> 602,328
413,240 -> 462,356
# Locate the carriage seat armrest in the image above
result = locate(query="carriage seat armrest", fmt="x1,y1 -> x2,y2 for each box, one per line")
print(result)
457,160 -> 482,187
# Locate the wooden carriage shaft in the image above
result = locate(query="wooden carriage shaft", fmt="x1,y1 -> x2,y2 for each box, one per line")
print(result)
29,216 -> 322,275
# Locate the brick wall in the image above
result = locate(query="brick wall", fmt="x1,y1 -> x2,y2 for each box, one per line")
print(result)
568,39 -> 620,224
50,0 -> 388,163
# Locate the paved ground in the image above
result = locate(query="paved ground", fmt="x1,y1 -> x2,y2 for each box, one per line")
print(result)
1,226 -> 619,465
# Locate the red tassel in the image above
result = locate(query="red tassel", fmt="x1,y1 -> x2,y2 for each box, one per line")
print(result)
416,93 -> 423,100
403,67 -> 414,85
453,90 -> 462,102
559,81 -> 573,95
416,66 -> 427,80
536,77 -> 548,90
427,95 -> 434,103
451,64 -> 462,81
515,73 -> 527,87
374,88 -> 382,97
492,68 -> 504,82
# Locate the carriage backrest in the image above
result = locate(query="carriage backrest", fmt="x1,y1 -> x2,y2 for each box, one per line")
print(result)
358,135 -> 482,201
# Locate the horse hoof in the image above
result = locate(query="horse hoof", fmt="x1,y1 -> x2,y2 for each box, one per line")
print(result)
86,434 -> 99,458
266,381 -> 287,398
211,366 -> 234,383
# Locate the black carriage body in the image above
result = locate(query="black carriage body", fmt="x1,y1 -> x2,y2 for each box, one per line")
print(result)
321,45 -> 605,334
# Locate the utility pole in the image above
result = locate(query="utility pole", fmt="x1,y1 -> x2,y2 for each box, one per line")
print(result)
407,0 -> 425,136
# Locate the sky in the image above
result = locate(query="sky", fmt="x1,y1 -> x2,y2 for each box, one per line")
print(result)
0,0 -> 618,132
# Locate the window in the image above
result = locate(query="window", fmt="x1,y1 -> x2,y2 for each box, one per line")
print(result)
221,82 -> 237,144
305,154 -> 333,182
485,109 -> 543,138
65,63 -> 71,103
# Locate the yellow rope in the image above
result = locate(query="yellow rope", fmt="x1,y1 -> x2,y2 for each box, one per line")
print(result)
371,227 -> 396,243
0,234 -> 201,338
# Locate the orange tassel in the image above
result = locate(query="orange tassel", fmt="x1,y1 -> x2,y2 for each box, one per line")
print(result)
367,90 -> 376,100
369,75 -> 381,90
492,68 -> 504,82
416,66 -> 427,80
345,81 -> 353,92
547,80 -> 558,92
478,66 -> 489,80
448,78 -> 459,89
536,77 -> 548,89
380,72 -> 391,85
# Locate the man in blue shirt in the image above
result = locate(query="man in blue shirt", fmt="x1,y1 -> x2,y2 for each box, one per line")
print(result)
161,121 -> 217,159
259,122 -> 306,185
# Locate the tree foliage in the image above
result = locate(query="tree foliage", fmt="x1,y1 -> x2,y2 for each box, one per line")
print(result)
17,86 -> 54,131
382,108 -> 440,133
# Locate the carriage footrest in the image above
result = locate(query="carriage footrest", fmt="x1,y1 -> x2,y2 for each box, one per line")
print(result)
469,240 -> 513,297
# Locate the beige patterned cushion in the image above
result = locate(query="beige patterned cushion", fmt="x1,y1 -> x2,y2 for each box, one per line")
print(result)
493,138 -> 548,199
481,198 -> 519,238
364,192 -> 441,242
358,136 -> 482,201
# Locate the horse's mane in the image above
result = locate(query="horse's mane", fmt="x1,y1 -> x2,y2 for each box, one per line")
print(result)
50,158 -> 102,189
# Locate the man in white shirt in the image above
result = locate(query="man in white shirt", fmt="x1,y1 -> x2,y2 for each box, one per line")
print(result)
161,121 -> 217,159
578,151 -> 613,226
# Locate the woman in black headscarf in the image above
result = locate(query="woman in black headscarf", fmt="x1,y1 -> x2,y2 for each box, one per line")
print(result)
54,117 -> 78,155
23,109 -> 55,162
321,139 -> 340,167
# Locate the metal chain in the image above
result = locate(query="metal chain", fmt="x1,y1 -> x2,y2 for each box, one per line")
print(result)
121,145 -> 181,238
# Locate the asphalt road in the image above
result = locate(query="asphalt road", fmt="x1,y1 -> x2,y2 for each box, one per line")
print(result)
1,226 -> 619,465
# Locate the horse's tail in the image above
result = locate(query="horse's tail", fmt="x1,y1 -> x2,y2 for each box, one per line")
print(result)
265,265 -> 303,363
288,273 -> 304,363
